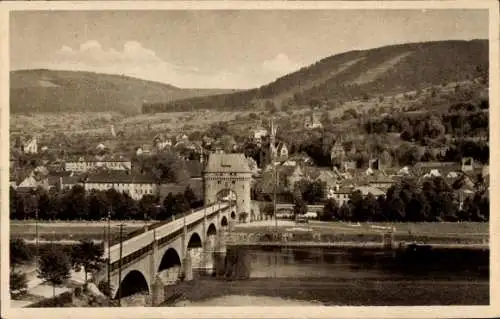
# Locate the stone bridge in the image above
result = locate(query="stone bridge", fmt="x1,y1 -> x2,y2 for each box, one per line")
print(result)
93,153 -> 257,305
94,202 -> 236,304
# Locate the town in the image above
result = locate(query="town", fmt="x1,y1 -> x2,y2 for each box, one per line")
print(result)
7,7 -> 491,311
10,104 -> 489,224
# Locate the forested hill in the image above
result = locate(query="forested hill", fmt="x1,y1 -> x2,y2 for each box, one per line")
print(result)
10,69 -> 237,115
144,39 -> 488,113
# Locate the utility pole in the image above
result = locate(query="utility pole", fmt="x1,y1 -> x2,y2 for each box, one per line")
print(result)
107,209 -> 111,294
35,207 -> 39,264
118,223 -> 124,307
273,166 -> 278,234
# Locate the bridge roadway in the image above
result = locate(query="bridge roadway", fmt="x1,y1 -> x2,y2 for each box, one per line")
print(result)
95,202 -> 237,303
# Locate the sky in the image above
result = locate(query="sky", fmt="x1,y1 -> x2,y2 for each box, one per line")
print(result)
10,9 -> 488,89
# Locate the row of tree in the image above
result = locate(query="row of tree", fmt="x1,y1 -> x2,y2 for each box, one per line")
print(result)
10,238 -> 105,298
10,185 -> 202,221
316,177 -> 488,222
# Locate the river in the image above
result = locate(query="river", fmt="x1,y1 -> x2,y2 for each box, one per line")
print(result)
169,246 -> 489,306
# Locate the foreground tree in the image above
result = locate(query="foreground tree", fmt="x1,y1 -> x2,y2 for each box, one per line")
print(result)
10,270 -> 28,298
262,203 -> 275,220
320,198 -> 339,221
37,248 -> 71,297
10,238 -> 32,270
293,197 -> 308,217
72,240 -> 105,284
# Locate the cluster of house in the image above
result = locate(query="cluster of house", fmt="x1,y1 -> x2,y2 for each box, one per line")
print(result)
9,146 -> 261,204
258,155 -> 488,208
12,135 -> 44,154
9,152 -> 206,201
10,116 -> 489,212
249,117 -> 489,209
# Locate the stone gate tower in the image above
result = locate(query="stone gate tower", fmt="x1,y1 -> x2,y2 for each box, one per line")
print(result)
203,153 -> 252,222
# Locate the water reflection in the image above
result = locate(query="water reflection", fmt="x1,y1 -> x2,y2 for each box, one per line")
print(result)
247,246 -> 489,282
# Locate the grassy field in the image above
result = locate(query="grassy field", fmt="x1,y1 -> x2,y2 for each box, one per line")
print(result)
10,220 -> 149,243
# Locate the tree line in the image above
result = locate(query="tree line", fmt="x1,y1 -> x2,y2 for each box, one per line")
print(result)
10,185 -> 203,221
10,238 -> 105,299
364,103 -> 488,145
317,176 -> 488,223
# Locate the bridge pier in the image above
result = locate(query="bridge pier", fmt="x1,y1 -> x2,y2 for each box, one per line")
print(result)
182,255 -> 193,281
151,276 -> 165,306
148,232 -> 159,305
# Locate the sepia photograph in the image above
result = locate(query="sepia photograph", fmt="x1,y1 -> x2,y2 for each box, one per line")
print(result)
1,1 -> 498,318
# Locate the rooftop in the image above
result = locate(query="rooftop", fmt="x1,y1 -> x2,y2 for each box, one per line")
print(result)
85,171 -> 156,184
204,153 -> 251,174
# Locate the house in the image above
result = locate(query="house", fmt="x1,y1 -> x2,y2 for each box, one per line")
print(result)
271,142 -> 289,162
412,159 -> 483,181
326,184 -> 354,207
354,186 -> 385,197
153,134 -> 172,150
304,112 -> 322,129
136,145 -> 154,156
261,164 -> 305,193
64,156 -> 132,172
202,136 -> 215,148
342,160 -> 357,171
47,171 -> 73,190
175,133 -> 189,143
304,167 -> 339,193
251,128 -> 268,142
22,136 -> 38,154
83,171 -> 159,200
17,166 -> 51,191
367,175 -> 396,192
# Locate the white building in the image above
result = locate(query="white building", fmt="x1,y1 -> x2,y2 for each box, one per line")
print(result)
64,157 -> 132,172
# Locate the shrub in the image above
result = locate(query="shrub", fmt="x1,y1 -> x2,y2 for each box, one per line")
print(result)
28,291 -> 74,308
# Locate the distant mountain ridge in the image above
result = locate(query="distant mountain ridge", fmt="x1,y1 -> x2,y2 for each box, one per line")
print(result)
145,39 -> 488,113
10,69 -> 238,114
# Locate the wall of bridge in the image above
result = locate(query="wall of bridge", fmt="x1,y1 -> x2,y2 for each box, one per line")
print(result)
97,203 -> 235,300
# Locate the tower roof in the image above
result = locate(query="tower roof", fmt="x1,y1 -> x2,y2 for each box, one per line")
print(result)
204,153 -> 252,174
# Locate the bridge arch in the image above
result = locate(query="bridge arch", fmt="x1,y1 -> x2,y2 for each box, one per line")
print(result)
221,216 -> 228,227
187,232 -> 203,248
158,247 -> 182,272
114,270 -> 149,300
207,223 -> 217,237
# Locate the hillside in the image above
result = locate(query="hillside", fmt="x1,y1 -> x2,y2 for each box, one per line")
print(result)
146,39 -> 488,113
10,69 -> 237,114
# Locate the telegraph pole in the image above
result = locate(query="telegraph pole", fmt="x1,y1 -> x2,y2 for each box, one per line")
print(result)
273,166 -> 278,233
118,223 -> 124,307
35,207 -> 39,264
107,209 -> 111,290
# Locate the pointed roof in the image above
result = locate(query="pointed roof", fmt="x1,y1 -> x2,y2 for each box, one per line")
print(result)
204,153 -> 251,174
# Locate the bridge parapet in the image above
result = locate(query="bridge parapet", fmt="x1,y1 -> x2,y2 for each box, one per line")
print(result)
105,202 -> 232,265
